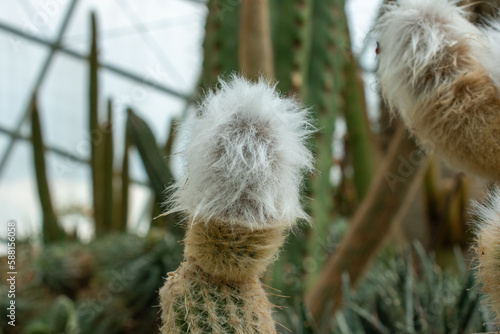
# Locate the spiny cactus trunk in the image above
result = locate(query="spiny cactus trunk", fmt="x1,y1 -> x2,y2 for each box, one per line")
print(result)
160,222 -> 284,333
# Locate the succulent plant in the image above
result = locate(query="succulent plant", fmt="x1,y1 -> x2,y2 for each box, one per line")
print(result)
159,76 -> 314,333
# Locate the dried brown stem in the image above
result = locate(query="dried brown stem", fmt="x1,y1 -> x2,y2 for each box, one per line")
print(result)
307,124 -> 429,329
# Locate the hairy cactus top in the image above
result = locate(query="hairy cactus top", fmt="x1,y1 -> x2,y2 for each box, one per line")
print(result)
374,0 -> 500,180
376,0 -> 500,115
167,76 -> 314,229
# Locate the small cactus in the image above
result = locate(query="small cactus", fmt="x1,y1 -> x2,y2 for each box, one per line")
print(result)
159,76 -> 313,333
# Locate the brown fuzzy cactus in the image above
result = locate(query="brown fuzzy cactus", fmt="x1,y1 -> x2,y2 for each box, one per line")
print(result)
375,0 -> 500,181
374,0 -> 500,325
159,76 -> 313,333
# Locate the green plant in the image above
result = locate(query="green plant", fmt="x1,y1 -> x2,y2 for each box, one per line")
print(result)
0,232 -> 183,334
199,0 -> 240,88
333,244 -> 492,334
31,95 -> 64,243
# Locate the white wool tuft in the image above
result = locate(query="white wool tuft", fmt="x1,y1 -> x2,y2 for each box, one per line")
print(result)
471,187 -> 500,232
373,0 -> 490,121
482,21 -> 500,88
167,76 -> 314,229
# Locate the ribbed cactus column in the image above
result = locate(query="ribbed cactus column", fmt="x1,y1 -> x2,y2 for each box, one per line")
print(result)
375,0 -> 500,181
199,0 -> 240,87
159,76 -> 313,333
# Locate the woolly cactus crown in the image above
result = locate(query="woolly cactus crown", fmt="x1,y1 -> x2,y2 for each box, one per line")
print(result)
375,0 -> 480,115
168,76 -> 314,229
375,0 -> 500,115
373,0 -> 500,181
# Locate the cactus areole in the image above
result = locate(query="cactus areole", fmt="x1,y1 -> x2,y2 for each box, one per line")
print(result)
159,76 -> 314,333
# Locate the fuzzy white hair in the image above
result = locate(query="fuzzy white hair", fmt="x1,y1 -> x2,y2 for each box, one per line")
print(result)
482,21 -> 500,88
374,0 -> 495,120
471,187 -> 500,232
167,76 -> 314,229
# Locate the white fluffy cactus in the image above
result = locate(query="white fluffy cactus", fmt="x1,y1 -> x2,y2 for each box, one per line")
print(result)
374,0 -> 500,325
159,76 -> 313,333
375,0 -> 500,180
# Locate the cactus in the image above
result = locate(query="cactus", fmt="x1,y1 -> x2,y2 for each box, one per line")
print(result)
161,223 -> 284,333
199,0 -> 240,88
375,0 -> 500,181
271,0 -> 313,96
126,109 -> 174,200
150,120 -> 184,239
31,95 -> 63,243
306,0 -> 348,247
334,243 -> 490,333
374,0 -> 500,326
159,77 -> 313,333
88,12 -> 107,236
239,0 -> 274,81
102,98 -> 114,232
49,296 -> 78,333
118,124 -> 129,231
342,54 -> 375,200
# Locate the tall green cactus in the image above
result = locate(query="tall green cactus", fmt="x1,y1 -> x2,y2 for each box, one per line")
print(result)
102,98 -> 114,232
269,0 -> 315,309
271,0 -> 313,97
31,96 -> 63,243
115,124 -> 129,232
239,0 -> 274,81
88,12 -> 107,236
199,0 -> 240,87
306,0 -> 348,265
342,34 -> 375,201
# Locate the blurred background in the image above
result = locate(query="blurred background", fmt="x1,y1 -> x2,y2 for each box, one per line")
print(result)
0,0 -> 379,242
1,0 -> 499,333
